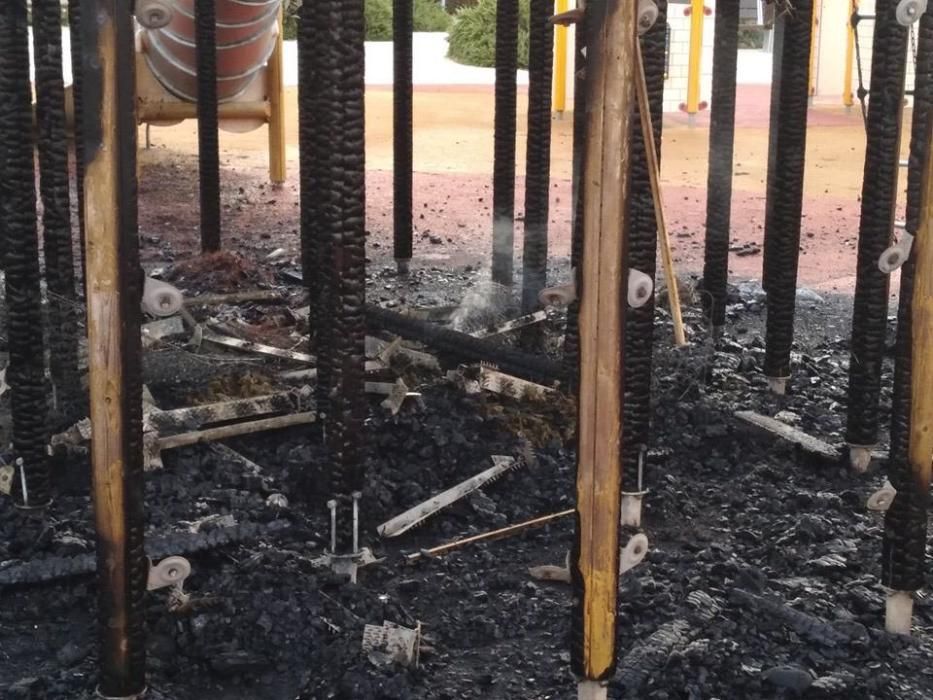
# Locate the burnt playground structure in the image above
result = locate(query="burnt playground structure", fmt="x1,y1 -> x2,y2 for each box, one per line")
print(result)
1,0 -> 933,698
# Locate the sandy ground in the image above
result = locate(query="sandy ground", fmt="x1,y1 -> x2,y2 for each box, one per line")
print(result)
138,82 -> 911,295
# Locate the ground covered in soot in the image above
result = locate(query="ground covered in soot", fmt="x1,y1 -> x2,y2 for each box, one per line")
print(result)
1,253 -> 933,700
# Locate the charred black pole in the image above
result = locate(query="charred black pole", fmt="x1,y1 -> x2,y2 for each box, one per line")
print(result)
762,0 -> 814,396
846,0 -> 910,470
0,0 -> 52,509
80,0 -> 148,693
298,0 -> 322,300
393,0 -> 414,275
196,0 -> 222,252
621,0 -> 667,521
328,0 -> 368,495
491,0 -> 519,287
883,10 -> 933,632
32,0 -> 82,420
67,0 -> 88,289
701,0 -> 739,333
305,0 -> 340,426
520,0 -> 555,329
562,1 -> 592,383
760,11 -> 784,292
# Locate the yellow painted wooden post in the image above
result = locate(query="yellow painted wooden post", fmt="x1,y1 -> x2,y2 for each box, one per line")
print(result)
809,1 -> 820,97
554,0 -> 570,114
686,0 -> 705,116
844,0 -> 857,107
267,6 -> 286,183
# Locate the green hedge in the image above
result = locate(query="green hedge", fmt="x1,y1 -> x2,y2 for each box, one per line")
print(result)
447,0 -> 530,70
284,0 -> 451,42
414,0 -> 453,32
366,0 -> 394,40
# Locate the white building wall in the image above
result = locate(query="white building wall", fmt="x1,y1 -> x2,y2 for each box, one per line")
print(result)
813,0 -> 917,107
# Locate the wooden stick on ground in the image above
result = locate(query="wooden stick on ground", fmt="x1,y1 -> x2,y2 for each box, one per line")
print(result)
405,508 -> 574,562
157,412 -> 317,451
635,41 -> 687,347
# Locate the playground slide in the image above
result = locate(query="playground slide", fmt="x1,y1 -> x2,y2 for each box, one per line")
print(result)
137,0 -> 282,103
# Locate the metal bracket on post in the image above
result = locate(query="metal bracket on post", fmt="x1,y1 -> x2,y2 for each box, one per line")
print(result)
879,233 -> 915,273
135,0 -> 173,29
896,0 -> 927,26
637,0 -> 659,35
147,555 -> 192,611
313,494 -> 383,583
540,268 -> 653,310
620,448 -> 649,528
628,269 -> 654,309
142,277 -> 184,317
867,480 -> 897,511
849,445 -> 875,473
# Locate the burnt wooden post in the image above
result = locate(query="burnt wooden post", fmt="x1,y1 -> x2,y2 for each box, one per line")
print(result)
0,0 -> 52,509
571,1 -> 637,697
81,0 -> 148,693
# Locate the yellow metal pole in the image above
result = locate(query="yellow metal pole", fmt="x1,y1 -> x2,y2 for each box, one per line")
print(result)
809,1 -> 819,97
843,0 -> 857,107
553,0 -> 570,114
686,0 -> 705,115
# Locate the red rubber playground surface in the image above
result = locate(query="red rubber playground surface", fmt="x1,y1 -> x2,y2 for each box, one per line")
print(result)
138,84 -> 908,296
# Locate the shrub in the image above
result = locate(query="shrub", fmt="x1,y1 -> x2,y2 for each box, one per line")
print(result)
448,0 -> 530,70
365,0 -> 394,41
414,0 -> 452,32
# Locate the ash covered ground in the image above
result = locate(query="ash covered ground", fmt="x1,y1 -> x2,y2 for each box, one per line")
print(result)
1,161 -> 933,699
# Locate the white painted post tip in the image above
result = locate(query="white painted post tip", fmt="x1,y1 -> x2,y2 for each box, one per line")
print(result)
885,590 -> 914,635
849,446 -> 873,473
767,377 -> 788,395
620,494 -> 643,528
578,680 -> 609,700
